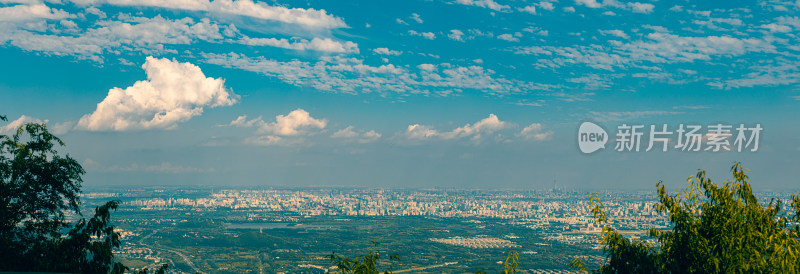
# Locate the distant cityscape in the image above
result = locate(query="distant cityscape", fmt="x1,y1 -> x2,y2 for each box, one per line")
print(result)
80,186 -> 797,273
112,187 -> 673,231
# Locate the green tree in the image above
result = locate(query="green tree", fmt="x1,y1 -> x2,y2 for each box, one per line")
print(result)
132,264 -> 169,274
328,241 -> 400,274
0,118 -> 128,272
473,250 -> 519,274
502,250 -> 519,274
571,162 -> 800,273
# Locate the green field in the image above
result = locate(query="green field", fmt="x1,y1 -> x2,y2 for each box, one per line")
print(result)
112,209 -> 603,273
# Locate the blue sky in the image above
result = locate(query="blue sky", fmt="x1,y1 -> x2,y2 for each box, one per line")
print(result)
1,0 -> 799,190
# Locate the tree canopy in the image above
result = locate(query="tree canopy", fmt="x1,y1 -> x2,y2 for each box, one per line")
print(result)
328,241 -> 401,273
572,162 -> 800,273
0,118 -> 128,272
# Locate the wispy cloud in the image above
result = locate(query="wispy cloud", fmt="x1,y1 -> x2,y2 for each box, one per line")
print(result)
77,0 -> 348,28
589,110 -> 682,122
454,0 -> 511,12
202,52 -> 552,97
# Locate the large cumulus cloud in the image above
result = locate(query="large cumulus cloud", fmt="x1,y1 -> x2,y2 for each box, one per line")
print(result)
77,56 -> 238,131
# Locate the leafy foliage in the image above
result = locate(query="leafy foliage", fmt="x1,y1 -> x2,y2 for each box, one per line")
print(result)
0,119 -> 128,272
474,250 -> 519,274
503,250 -> 519,274
328,241 -> 400,273
572,162 -> 800,273
132,264 -> 169,274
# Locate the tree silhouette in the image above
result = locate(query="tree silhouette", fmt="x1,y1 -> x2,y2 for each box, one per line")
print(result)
328,241 -> 400,273
0,118 -> 129,272
571,162 -> 800,272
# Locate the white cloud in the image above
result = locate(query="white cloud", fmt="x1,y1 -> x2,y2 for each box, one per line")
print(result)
563,6 -> 575,12
240,36 -> 358,53
574,0 -> 602,8
1,11 -> 357,61
442,114 -> 509,140
84,6 -> 106,18
448,29 -> 464,41
0,115 -> 45,135
0,0 -> 43,3
229,115 -> 262,127
409,30 -> 436,40
0,115 -> 73,135
538,1 -> 555,10
1,15 -> 230,62
231,109 -> 326,136
260,109 -> 327,136
402,114 -> 511,141
518,123 -> 553,141
630,32 -> 773,62
0,3 -> 72,21
568,74 -> 614,89
515,29 -> 775,71
573,0 -> 654,14
203,52 -> 552,97
361,130 -> 381,141
331,126 -> 359,138
80,0 -> 347,28
417,63 -> 436,71
409,13 -> 423,23
713,60 -> 800,89
77,56 -> 238,131
776,16 -> 800,29
600,29 -> 629,39
232,109 -> 327,146
60,19 -> 78,30
513,101 -> 544,106
523,27 -> 548,36
628,2 -> 654,13
404,124 -> 439,140
498,33 -> 519,42
519,5 -> 536,14
332,126 -> 381,143
372,47 -> 402,56
464,28 -> 494,39
455,0 -> 510,12
692,16 -> 742,31
761,23 -> 792,32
